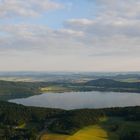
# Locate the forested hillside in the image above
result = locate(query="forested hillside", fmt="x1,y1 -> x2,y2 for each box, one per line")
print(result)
0,101 -> 64,139
0,101 -> 140,140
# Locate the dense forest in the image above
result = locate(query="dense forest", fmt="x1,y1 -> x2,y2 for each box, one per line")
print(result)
0,101 -> 64,139
0,80 -> 58,100
0,101 -> 140,140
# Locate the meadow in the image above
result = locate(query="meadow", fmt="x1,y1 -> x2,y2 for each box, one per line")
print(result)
41,117 -> 140,140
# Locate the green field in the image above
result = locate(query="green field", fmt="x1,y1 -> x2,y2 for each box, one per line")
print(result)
41,117 -> 140,140
41,125 -> 109,140
40,86 -> 70,93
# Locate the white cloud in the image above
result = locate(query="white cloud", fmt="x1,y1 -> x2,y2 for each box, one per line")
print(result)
0,24 -> 87,56
64,0 -> 140,51
66,18 -> 95,26
65,18 -> 140,38
0,0 -> 140,71
0,0 -> 63,17
96,0 -> 140,19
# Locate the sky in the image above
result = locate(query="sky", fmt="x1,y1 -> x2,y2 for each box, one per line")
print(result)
0,0 -> 140,72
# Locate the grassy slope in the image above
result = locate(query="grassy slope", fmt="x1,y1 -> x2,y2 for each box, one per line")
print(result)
41,117 -> 140,140
68,125 -> 108,140
41,125 -> 110,140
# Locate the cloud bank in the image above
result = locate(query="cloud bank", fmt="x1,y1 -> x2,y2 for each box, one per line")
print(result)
0,0 -> 62,17
0,0 -> 140,71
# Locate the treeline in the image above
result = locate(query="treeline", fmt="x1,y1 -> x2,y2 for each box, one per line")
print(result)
0,80 -> 71,100
48,107 -> 140,140
48,109 -> 105,134
85,78 -> 140,89
0,101 -> 64,139
0,80 -> 41,100
1,79 -> 140,100
49,107 -> 140,135
0,80 -> 58,100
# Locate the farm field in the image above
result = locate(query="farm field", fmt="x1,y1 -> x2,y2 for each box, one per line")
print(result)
41,117 -> 140,140
41,125 -> 109,140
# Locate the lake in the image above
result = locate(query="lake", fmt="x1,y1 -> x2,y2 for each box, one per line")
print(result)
9,91 -> 140,110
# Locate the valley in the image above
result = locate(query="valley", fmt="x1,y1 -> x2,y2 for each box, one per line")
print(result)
1,76 -> 140,101
0,73 -> 140,139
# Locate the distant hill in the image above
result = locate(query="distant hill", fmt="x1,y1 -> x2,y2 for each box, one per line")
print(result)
85,78 -> 140,89
86,78 -> 122,86
1,78 -> 140,101
0,80 -> 42,100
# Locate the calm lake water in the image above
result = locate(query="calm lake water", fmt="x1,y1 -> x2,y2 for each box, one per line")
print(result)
9,91 -> 140,110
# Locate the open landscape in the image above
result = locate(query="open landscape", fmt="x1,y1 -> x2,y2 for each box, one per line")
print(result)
0,72 -> 140,140
0,0 -> 140,139
0,99 -> 140,140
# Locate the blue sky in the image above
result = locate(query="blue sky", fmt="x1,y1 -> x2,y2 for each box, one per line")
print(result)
0,0 -> 97,28
0,0 -> 140,71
